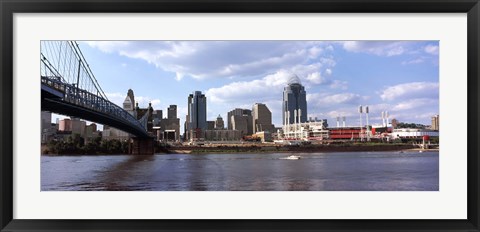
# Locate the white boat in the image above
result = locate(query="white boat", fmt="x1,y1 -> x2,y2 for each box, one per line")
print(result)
281,155 -> 301,160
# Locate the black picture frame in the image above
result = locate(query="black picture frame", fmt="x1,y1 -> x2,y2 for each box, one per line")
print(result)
1,0 -> 479,231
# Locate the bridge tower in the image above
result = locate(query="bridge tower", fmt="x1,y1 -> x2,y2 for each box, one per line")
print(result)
129,138 -> 154,155
41,41 -> 153,154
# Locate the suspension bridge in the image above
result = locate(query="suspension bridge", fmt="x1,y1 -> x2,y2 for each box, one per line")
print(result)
41,41 -> 153,154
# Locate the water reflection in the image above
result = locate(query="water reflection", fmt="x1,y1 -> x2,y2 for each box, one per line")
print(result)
42,151 -> 439,191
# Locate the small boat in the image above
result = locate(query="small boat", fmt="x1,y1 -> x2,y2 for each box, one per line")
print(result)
281,155 -> 301,160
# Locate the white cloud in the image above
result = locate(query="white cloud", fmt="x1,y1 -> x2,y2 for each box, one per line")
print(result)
424,45 -> 439,55
380,82 -> 439,101
83,41 -> 334,81
413,112 -> 438,119
325,68 -> 332,76
342,41 -> 407,57
325,109 -> 357,119
308,46 -> 323,58
175,73 -> 184,81
84,41 -> 130,53
329,80 -> 348,90
308,92 -> 368,106
388,111 -> 438,123
105,92 -> 162,109
402,58 -> 425,65
206,71 -> 291,104
205,63 -> 341,105
391,98 -> 438,111
105,92 -> 126,105
305,72 -> 328,84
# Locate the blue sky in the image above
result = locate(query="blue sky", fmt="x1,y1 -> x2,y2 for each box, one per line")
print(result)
53,41 -> 439,131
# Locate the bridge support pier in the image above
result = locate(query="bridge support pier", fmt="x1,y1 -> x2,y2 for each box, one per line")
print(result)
129,138 -> 154,155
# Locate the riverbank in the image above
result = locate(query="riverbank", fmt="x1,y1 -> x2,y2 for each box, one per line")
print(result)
42,143 -> 434,156
168,143 -> 417,154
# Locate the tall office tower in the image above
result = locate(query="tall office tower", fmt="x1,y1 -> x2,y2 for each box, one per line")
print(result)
283,74 -> 307,125
215,115 -> 224,130
123,89 -> 135,110
159,105 -> 180,141
231,115 -> 251,136
207,121 -> 215,130
184,115 -> 189,140
123,89 -> 136,118
252,103 -> 274,133
152,110 -> 163,126
167,105 -> 177,119
186,91 -> 207,140
431,115 -> 440,131
123,89 -> 135,111
41,111 -> 52,131
227,108 -> 253,135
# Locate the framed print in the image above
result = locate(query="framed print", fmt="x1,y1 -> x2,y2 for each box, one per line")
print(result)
1,0 -> 479,231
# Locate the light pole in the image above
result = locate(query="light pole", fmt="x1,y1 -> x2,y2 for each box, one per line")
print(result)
359,105 -> 363,141
365,105 -> 370,141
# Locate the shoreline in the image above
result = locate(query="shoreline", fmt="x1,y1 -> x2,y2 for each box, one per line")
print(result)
42,144 -> 440,156
169,149 -> 439,155
41,144 -> 439,156
171,144 -> 417,154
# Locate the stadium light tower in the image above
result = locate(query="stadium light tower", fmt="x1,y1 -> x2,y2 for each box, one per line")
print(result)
365,105 -> 370,141
358,105 -> 363,141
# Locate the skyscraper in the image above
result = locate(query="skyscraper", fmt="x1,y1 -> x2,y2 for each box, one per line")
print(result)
167,105 -> 177,119
227,108 -> 253,135
186,91 -> 207,140
283,74 -> 307,125
252,103 -> 274,133
123,89 -> 135,109
431,115 -> 439,131
152,110 -> 163,126
160,105 -> 180,141
123,89 -> 136,118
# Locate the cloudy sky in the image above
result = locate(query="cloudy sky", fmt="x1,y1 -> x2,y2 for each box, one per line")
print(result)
53,41 -> 439,131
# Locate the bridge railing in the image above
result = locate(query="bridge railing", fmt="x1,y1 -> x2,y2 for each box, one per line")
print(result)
41,75 -> 147,132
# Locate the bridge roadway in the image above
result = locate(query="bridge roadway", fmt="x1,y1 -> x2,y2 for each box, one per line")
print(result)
41,75 -> 151,139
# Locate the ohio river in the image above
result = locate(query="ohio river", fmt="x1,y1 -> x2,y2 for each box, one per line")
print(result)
41,151 -> 438,191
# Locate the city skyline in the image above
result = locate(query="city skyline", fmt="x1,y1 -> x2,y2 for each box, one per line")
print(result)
51,41 -> 439,132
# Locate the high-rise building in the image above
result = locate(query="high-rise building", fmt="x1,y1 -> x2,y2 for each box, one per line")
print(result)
59,117 -> 86,137
227,108 -> 252,135
104,89 -> 137,140
152,110 -> 163,126
283,74 -> 307,125
123,94 -> 134,111
431,115 -> 439,131
41,111 -> 55,143
207,121 -> 215,130
231,115 -> 251,136
59,118 -> 72,131
215,115 -> 224,130
85,123 -> 100,142
252,103 -> 274,133
135,102 -> 155,132
41,111 -> 52,131
167,105 -> 177,119
123,89 -> 137,118
186,91 -> 207,140
159,105 -> 181,142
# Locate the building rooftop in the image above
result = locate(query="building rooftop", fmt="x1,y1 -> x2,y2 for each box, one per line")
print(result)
287,73 -> 301,85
